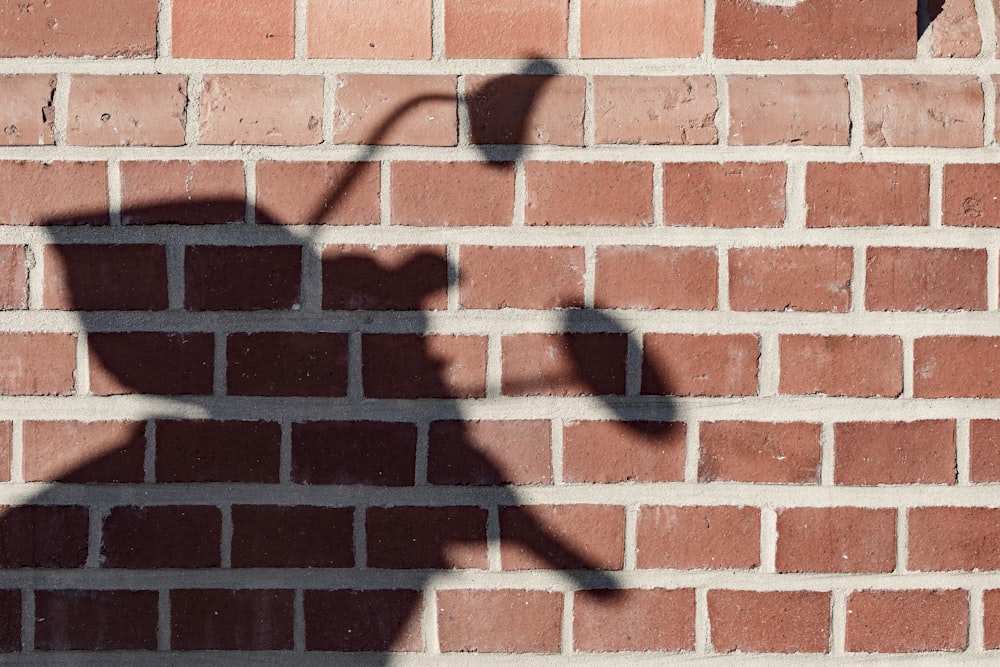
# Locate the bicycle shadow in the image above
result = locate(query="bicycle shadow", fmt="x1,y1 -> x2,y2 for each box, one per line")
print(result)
5,59 -> 681,656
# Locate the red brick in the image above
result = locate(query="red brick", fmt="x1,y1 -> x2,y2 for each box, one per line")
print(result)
461,246 -> 584,309
595,246 -> 717,310
581,0 -> 703,57
846,590 -> 967,653
943,164 -> 1000,228
526,162 -> 653,226
333,75 -> 456,146
714,0 -> 915,59
806,162 -> 930,227
932,0 -> 982,57
0,245 -> 27,309
502,333 -> 627,396
0,333 -> 76,396
574,588 -> 695,652
864,76 -> 984,147
729,75 -> 849,146
304,590 -> 422,651
227,332 -> 347,397
909,507 -> 1000,571
866,247 -> 986,311
89,332 -> 214,396
44,244 -> 168,310
444,0 -> 567,58
0,505 -> 88,567
0,0 -> 157,57
834,420 -> 956,485
0,590 -> 19,652
708,590 -> 831,654
663,162 -> 786,228
466,75 -> 585,146
155,420 -> 280,483
292,421 -> 416,486
699,421 -> 821,484
0,161 -> 108,226
593,76 -> 717,145
121,160 -> 245,225
23,420 -> 145,483
101,505 -> 220,568
636,505 -> 761,569
643,334 -> 759,397
0,423 -> 9,483
257,161 -> 380,226
437,589 -> 562,653
67,75 -> 187,147
729,246 -> 852,312
185,245 -> 301,311
563,420 -> 686,483
779,335 -> 902,397
915,336 -> 1000,398
366,506 -> 488,569
34,590 -> 157,651
173,0 -> 294,59
984,589 -> 1000,648
391,162 -> 514,227
308,0 -> 431,58
323,245 -> 447,310
500,504 -> 625,570
200,75 -> 323,145
170,589 -> 294,650
0,75 -> 55,146
363,334 -> 486,399
428,420 -> 552,485
970,420 -> 1000,482
231,505 -> 354,568
776,507 -> 895,573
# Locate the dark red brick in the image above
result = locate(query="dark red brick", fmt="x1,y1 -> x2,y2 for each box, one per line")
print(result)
34,590 -> 157,650
23,420 -> 145,483
428,420 -> 552,485
366,506 -> 488,569
101,505 -> 221,568
501,333 -> 627,396
44,244 -> 168,310
0,506 -> 88,568
185,245 -> 301,311
0,590 -> 19,652
322,245 -> 448,310
89,332 -> 214,396
563,420 -> 686,483
363,334 -> 487,399
304,589 -> 422,651
709,590 -> 832,654
500,505 -> 625,570
155,420 -> 280,483
227,332 -> 348,397
231,505 -> 354,568
292,421 -> 416,486
170,589 -> 294,650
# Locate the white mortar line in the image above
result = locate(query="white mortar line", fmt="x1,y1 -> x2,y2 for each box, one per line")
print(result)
512,160 -> 527,227
431,0 -> 445,60
379,160 -> 391,226
820,422 -> 835,486
244,160 -> 257,225
52,73 -> 70,146
988,246 -> 999,311
714,74 -> 729,148
716,244 -> 730,312
561,590 -> 573,655
623,503 -> 638,571
346,331 -> 363,400
486,507 -> 501,572
294,0 -> 308,61
293,588 -> 306,652
784,161 -> 807,229
212,333 -> 226,397
896,507 -> 909,573
157,0 -> 173,59
414,421 -> 429,486
929,162 -> 944,228
485,333 -> 502,399
583,75 -> 595,147
695,587 -> 710,653
846,74 -> 864,158
353,504 -> 366,569
184,73 -> 202,146
424,587 -> 439,654
25,243 -> 43,311
583,245 -> 596,309
86,506 -> 105,568
982,73 -> 998,147
757,333 -> 779,397
107,159 -> 122,226
970,586 -> 985,652
901,334 -> 915,399
551,418 -> 564,485
957,418 -> 971,486
760,506 -> 777,573
165,243 -> 185,311
851,245 -> 867,313
977,0 -> 999,58
651,162 -> 664,227
456,75 -> 470,147
568,0 -> 581,59
703,0 -> 716,61
219,503 -> 233,568
830,589 -> 847,656
22,588 -> 34,653
74,332 -> 90,396
446,244 -> 460,311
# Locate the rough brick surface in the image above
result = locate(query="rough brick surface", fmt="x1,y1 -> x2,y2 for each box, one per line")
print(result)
643,334 -> 759,397
779,335 -> 902,397
563,420 -> 686,483
257,161 -> 379,226
593,76 -> 717,145
499,504 -> 625,570
200,75 -> 323,145
428,420 -> 552,485
467,75 -> 585,146
122,160 -> 246,225
0,75 -> 55,146
170,589 -> 294,650
915,337 -> 1000,398
0,333 -> 76,396
155,420 -> 281,483
444,0 -> 568,58
806,162 -> 930,227
943,163 -> 1000,227
437,590 -> 562,653
0,246 -> 27,309
101,505 -> 221,568
933,0 -> 983,57
0,0 -> 157,57
728,75 -> 850,146
323,244 -> 447,310
502,333 -> 626,396
304,590 -> 423,651
574,588 -> 695,652
44,244 -> 168,311
173,0 -> 294,59
909,507 -> 1000,571
89,333 -> 214,396
595,246 -> 717,310
227,332 -> 348,397
581,0 -> 703,58
308,0 -> 431,59
67,75 -> 187,147
776,507 -> 896,573
708,590 -> 832,654
834,420 -> 956,485
23,420 -> 145,483
366,506 -> 488,569
461,246 -> 584,309
391,162 -> 513,226
34,590 -> 158,650
292,421 -> 417,486
0,161 -> 108,225
663,163 -> 786,228
728,246 -> 852,312
636,505 -> 761,570
526,162 -> 653,226
865,247 -> 987,311
699,421 -> 821,484
864,76 -> 984,147
846,590 -> 968,653
333,75 -> 456,146
970,420 -> 1000,482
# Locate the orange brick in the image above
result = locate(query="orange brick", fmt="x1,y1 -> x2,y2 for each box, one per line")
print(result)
581,0 -> 703,58
391,162 -> 514,226
438,590 -> 562,653
729,75 -> 849,146
663,163 -> 786,228
699,421 -> 821,484
200,75 -> 323,145
121,161 -> 246,226
0,75 -> 55,146
575,589 -> 695,652
172,0 -> 294,59
594,76 -> 717,145
563,420 -> 686,483
0,333 -> 76,396
729,246 -> 852,312
444,0 -> 568,58
333,75 -> 456,146
67,75 -> 186,147
526,162 -> 653,226
307,0 -> 431,59
864,76 -> 984,147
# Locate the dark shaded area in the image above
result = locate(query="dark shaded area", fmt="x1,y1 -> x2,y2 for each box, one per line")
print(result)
919,0 -> 946,39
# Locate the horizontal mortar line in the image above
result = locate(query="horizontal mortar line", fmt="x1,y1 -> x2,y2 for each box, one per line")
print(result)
4,308 -> 1000,335
0,654 -> 995,667
9,225 -> 1000,248
4,480 -> 1000,508
2,144 -> 1000,164
0,395 -> 997,422
1,55 -> 1000,77
3,566 -> 1000,593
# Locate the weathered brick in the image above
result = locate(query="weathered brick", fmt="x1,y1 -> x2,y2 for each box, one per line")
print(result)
428,420 -> 552,485
500,504 -> 625,570
643,334 -> 759,397
806,162 -> 930,227
699,421 -> 821,484
563,420 -> 685,483
776,507 -> 896,573
846,590 -> 968,653
257,162 -> 380,226
460,246 -> 584,309
0,75 -> 55,146
333,75 -> 456,146
466,75 -> 585,146
595,246 -> 718,310
172,0 -> 294,59
932,0 -> 982,57
444,0 -> 567,58
709,590 -> 832,654
23,420 -> 145,483
729,75 -> 849,146
323,245 -> 448,311
0,590 -> 18,652
0,161 -> 108,226
0,246 -> 27,309
663,163 -> 786,228
834,420 -> 956,485
866,247 -> 987,311
0,333 -> 76,396
437,590 -> 562,653
970,420 -> 1000,482
729,246 -> 852,312
292,421 -> 417,486
391,162 -> 513,227
574,588 -> 695,652
915,336 -> 1000,398
0,0 -> 157,57
581,0 -> 703,57
593,76 -> 717,145
636,505 -> 760,569
942,164 -> 1000,228
200,75 -> 323,145
67,75 -> 187,147
779,335 -> 902,397
121,160 -> 246,225
308,0 -> 431,58
0,506 -> 88,567
864,76 -> 984,147
526,162 -> 653,226
909,507 -> 1000,571
502,333 -> 627,396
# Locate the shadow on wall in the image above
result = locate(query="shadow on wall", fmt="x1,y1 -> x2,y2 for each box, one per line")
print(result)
6,59 -> 680,655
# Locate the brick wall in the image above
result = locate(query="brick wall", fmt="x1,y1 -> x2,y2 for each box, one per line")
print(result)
0,0 -> 999,661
